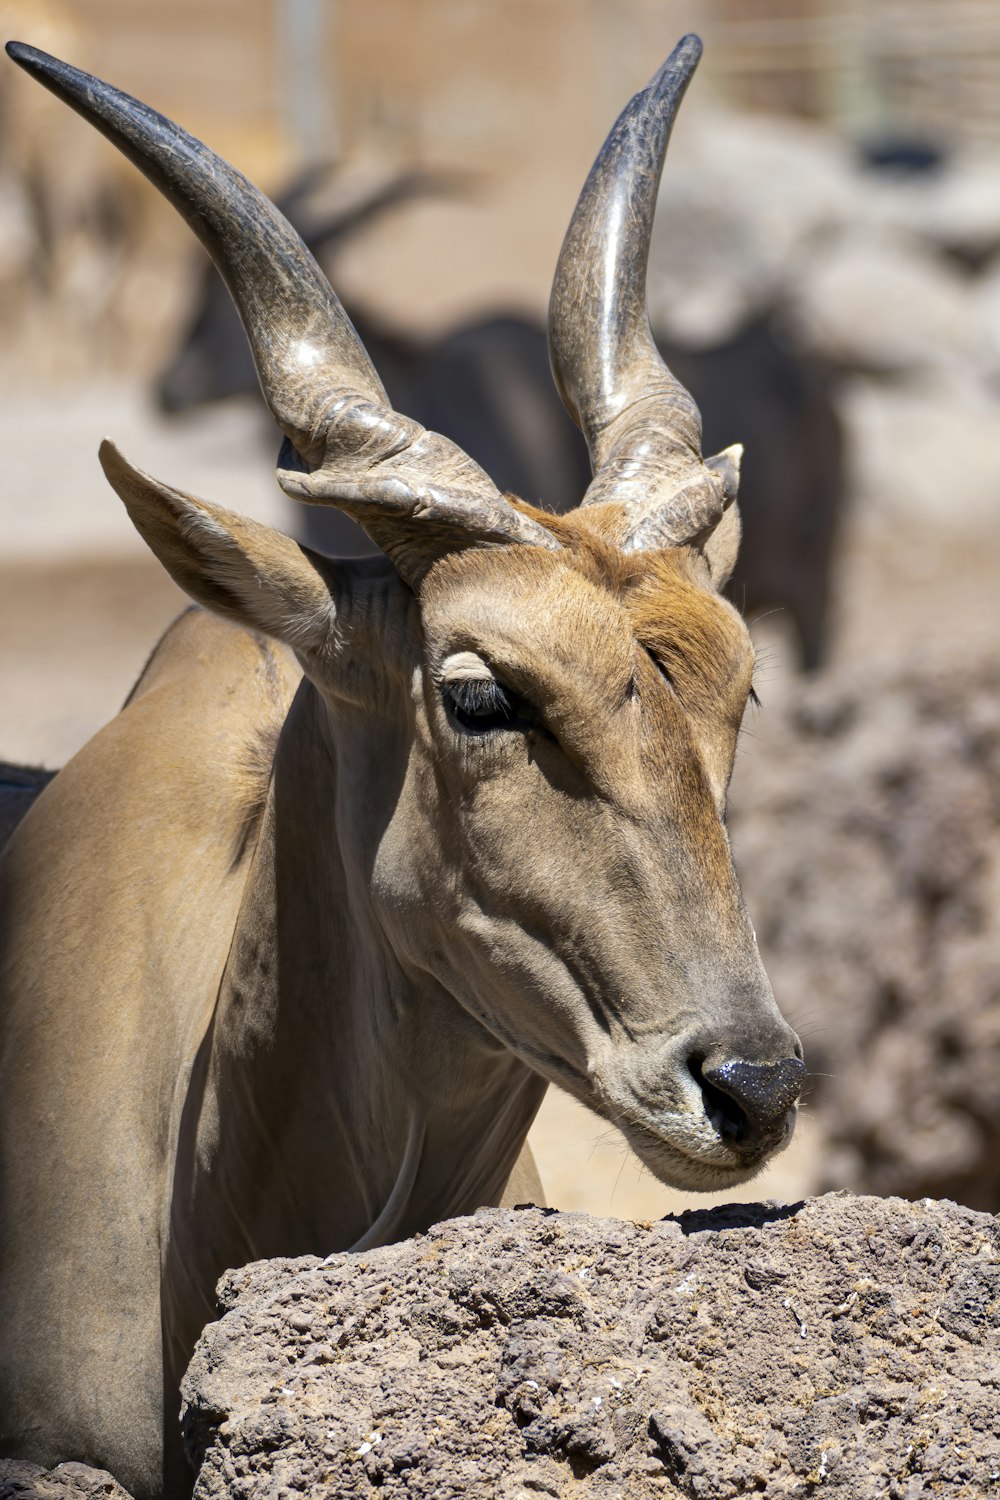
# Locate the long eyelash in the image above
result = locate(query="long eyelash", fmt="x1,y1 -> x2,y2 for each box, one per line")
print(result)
748,686 -> 762,709
451,678 -> 512,718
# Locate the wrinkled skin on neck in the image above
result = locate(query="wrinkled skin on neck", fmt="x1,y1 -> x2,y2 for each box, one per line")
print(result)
161,673 -> 549,1417
312,514 -> 799,1194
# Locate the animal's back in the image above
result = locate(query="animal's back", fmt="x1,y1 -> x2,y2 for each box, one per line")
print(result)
0,608 -> 300,1498
0,764 -> 56,851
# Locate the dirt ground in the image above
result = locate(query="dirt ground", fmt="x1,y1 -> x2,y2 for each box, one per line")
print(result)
2,375 -> 998,1220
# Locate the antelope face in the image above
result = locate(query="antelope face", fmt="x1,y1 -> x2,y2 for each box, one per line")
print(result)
371,534 -> 803,1191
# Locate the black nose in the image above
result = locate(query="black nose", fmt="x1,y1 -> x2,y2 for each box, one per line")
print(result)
695,1056 -> 806,1148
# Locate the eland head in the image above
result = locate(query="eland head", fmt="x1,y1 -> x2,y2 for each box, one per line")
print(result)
5,33 -> 804,1191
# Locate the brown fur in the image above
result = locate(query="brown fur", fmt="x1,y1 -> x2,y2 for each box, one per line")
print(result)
504,497 -> 753,795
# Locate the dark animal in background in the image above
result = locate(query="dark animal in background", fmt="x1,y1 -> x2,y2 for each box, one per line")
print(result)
667,319 -> 844,670
156,172 -> 845,667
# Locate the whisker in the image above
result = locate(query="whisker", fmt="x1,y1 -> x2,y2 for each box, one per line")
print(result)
748,607 -> 787,629
609,1149 -> 629,1210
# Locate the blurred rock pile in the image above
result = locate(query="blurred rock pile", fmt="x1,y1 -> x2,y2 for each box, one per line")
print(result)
651,109 -> 1000,527
730,654 -> 1000,1210
0,1461 -> 130,1500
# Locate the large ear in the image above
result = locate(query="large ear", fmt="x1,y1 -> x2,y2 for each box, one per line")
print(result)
699,444 -> 743,589
700,501 -> 741,590
100,440 -> 339,655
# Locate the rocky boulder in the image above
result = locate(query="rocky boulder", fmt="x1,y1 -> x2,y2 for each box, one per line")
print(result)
730,655 -> 1000,1209
0,1462 -> 131,1500
182,1195 -> 1000,1499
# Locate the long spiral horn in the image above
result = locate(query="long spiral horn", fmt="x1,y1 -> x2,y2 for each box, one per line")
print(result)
548,34 -> 739,551
5,42 -> 559,577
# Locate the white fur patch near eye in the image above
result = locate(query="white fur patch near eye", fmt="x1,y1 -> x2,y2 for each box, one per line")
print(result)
440,651 -> 495,684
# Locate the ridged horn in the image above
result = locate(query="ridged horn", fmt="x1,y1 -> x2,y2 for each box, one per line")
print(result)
548,34 -> 739,551
4,41 -> 388,457
5,42 -> 559,579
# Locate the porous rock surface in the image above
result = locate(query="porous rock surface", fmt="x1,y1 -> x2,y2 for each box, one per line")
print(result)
182,1195 -> 1000,1499
0,1462 -> 131,1500
730,656 -> 1000,1208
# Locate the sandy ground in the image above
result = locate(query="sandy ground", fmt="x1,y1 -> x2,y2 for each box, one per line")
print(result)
2,377 -> 998,1220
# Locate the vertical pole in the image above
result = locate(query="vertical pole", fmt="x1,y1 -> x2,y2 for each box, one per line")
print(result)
276,0 -> 337,163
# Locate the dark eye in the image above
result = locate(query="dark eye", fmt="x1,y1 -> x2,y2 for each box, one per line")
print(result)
445,677 -> 521,733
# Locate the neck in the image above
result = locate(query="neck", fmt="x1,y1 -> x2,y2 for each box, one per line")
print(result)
163,679 -> 544,1373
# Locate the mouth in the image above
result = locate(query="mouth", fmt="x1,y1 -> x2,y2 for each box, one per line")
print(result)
614,1103 -> 797,1192
506,1041 -> 797,1191
579,1056 -> 799,1192
469,996 -> 800,1192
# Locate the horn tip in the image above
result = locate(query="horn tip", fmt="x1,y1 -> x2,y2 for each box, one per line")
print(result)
676,32 -> 703,55
6,40 -> 62,81
664,33 -> 703,82
705,444 -> 743,503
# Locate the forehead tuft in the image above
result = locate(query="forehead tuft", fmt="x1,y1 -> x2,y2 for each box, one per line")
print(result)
419,541 -> 634,684
629,551 -> 753,720
419,526 -> 752,714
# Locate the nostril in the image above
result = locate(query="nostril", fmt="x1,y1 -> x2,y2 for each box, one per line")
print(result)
688,1055 -> 753,1145
700,1056 -> 806,1144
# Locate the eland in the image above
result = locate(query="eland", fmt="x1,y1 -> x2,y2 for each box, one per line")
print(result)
0,35 -> 804,1500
